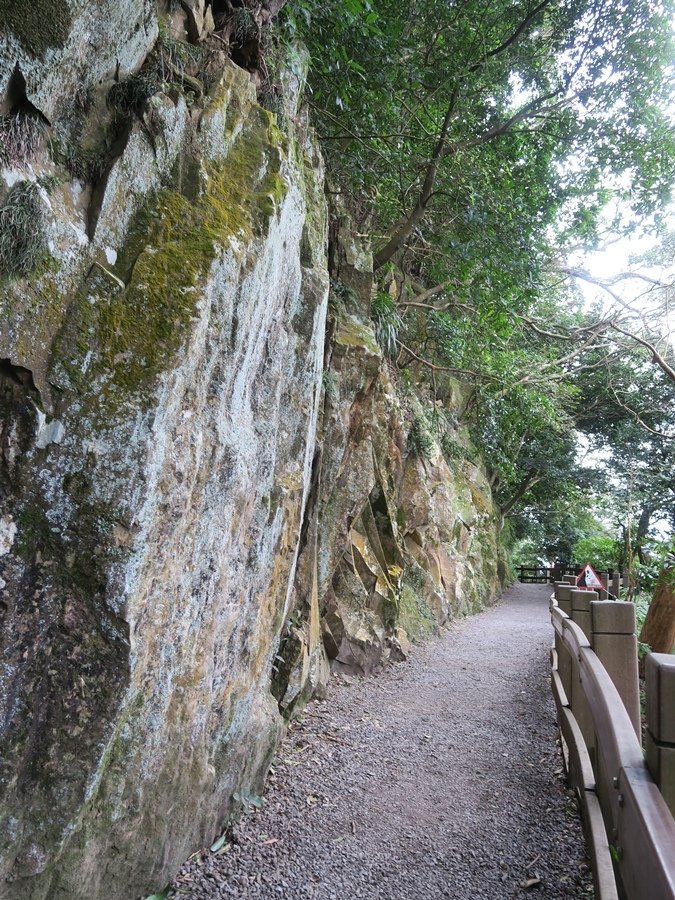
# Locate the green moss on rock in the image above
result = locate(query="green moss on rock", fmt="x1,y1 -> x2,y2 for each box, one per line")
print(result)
0,0 -> 72,58
51,105 -> 286,407
398,583 -> 436,641
335,315 -> 380,356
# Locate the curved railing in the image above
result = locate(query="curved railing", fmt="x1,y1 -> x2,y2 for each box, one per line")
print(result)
550,597 -> 675,900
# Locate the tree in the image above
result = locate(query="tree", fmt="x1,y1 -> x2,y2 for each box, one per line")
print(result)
640,566 -> 675,654
282,0 -> 675,563
288,0 -> 674,277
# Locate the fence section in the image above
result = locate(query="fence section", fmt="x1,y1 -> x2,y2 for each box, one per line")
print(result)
550,590 -> 675,900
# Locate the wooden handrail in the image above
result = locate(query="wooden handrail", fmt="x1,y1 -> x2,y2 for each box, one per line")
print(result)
550,601 -> 675,900
553,610 -> 643,771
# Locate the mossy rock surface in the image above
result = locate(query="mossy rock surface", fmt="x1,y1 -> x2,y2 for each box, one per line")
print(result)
335,315 -> 381,356
51,105 -> 286,410
0,0 -> 72,57
398,583 -> 437,641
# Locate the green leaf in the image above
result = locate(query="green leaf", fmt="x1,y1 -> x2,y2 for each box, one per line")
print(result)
210,835 -> 227,853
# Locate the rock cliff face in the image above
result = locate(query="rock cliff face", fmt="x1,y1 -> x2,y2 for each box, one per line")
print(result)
1,4 -> 328,897
0,4 -> 501,898
274,210 -> 502,714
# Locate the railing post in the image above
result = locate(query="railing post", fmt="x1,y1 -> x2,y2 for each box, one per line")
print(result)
553,585 -> 573,700
610,571 -> 620,599
591,600 -> 640,738
645,652 -> 675,817
600,573 -> 610,600
571,589 -> 596,642
554,582 -> 572,615
520,565 -> 525,582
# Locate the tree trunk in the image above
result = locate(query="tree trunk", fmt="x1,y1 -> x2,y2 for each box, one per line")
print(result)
639,571 -> 675,654
635,504 -> 653,564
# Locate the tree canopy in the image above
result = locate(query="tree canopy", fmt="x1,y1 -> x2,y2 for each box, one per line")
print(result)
279,0 -> 675,568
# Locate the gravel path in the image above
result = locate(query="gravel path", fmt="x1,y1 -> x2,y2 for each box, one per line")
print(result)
167,583 -> 593,899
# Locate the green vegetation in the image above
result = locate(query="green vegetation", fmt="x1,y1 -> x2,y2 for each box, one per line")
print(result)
0,181 -> 48,279
52,105 -> 285,405
0,112 -> 46,168
573,536 -> 621,572
107,19 -> 209,120
280,0 -> 674,599
407,416 -> 434,461
398,583 -> 437,640
371,290 -> 402,355
0,0 -> 71,57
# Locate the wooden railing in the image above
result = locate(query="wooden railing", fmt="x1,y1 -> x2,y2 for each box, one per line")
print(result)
522,565 -> 627,590
520,564 -> 580,583
550,586 -> 675,900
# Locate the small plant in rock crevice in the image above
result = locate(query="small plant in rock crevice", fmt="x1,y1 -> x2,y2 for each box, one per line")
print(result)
0,111 -> 47,168
404,561 -> 427,591
49,132 -> 110,184
371,289 -> 402,355
107,72 -> 161,118
329,278 -> 359,319
322,369 -> 339,404
0,181 -> 48,279
230,7 -> 259,46
106,22 -> 208,121
407,416 -> 434,461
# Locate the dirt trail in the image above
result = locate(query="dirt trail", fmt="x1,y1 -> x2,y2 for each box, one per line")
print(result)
168,583 -> 592,899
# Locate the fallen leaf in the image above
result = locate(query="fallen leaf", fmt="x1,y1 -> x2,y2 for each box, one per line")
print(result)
520,876 -> 541,890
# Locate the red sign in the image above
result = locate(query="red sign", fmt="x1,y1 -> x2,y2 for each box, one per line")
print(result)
576,562 -> 605,591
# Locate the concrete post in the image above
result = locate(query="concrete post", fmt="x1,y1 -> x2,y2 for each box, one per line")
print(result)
645,653 -> 675,817
600,573 -> 610,600
554,583 -> 572,616
610,571 -> 620,600
591,600 -> 640,737
563,574 -> 577,586
571,589 -> 596,642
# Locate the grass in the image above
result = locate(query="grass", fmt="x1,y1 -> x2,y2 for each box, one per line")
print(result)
0,181 -> 48,278
0,111 -> 46,168
107,73 -> 160,118
371,290 -> 402,355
